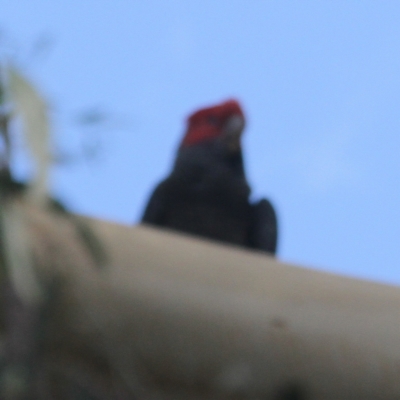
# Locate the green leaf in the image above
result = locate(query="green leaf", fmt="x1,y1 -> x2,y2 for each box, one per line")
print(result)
0,202 -> 44,304
7,65 -> 50,206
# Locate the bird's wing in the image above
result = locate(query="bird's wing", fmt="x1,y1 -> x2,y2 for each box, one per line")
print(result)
141,180 -> 169,225
249,198 -> 278,254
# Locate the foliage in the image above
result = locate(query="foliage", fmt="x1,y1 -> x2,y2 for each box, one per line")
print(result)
0,63 -> 108,400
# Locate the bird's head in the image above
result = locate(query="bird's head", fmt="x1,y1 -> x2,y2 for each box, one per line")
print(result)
180,99 -> 245,153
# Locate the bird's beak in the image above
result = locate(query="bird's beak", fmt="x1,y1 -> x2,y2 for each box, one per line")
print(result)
223,115 -> 245,152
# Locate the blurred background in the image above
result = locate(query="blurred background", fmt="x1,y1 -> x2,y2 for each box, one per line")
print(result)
2,1 -> 400,284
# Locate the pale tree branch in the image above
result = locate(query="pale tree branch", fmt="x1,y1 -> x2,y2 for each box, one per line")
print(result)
1,199 -> 400,399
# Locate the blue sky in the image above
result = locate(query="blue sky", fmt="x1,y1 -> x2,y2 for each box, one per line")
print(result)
2,1 -> 400,284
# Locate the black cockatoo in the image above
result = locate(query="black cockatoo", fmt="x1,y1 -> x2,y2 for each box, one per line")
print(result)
141,99 -> 278,255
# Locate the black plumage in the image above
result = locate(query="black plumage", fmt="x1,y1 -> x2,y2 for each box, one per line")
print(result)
142,99 -> 278,255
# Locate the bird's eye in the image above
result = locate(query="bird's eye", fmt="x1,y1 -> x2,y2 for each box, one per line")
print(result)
207,116 -> 219,126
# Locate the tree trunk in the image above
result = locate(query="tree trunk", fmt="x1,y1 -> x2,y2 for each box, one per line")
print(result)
2,199 -> 400,399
